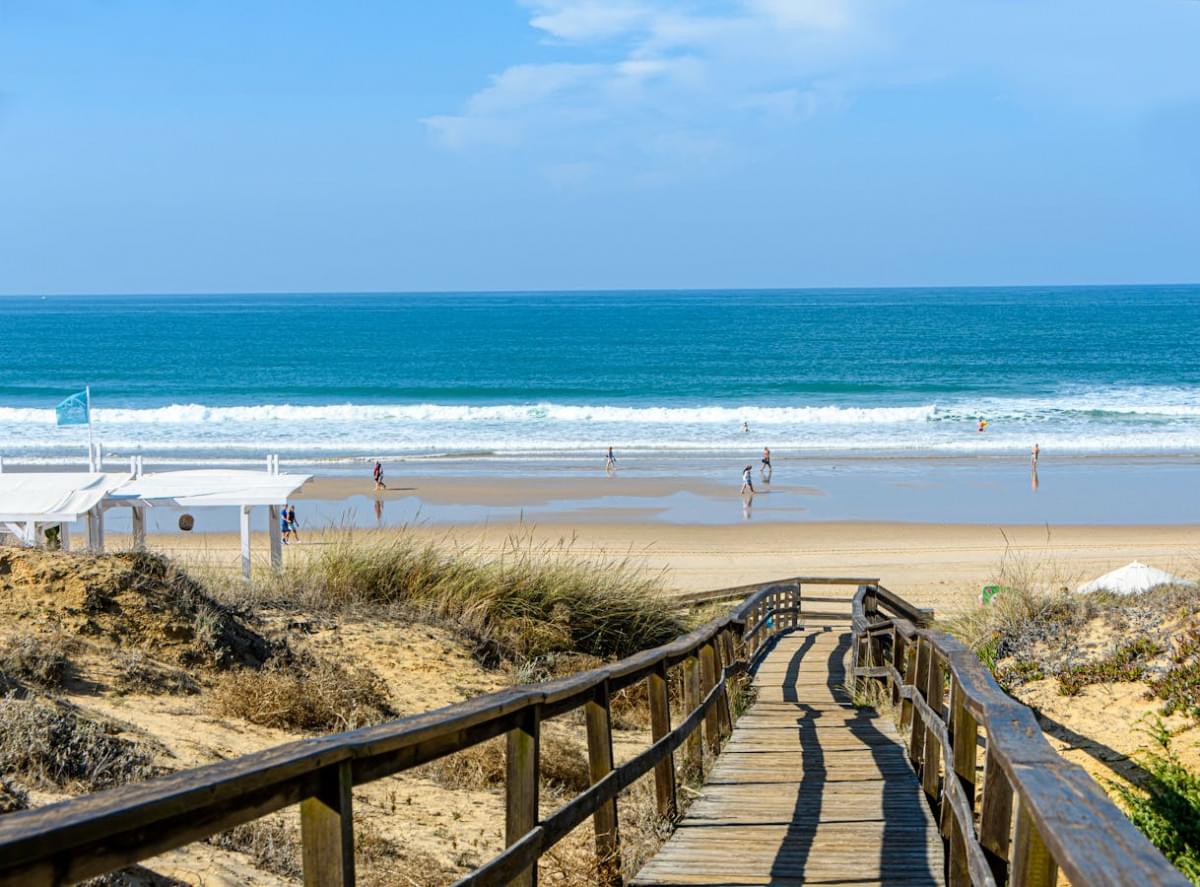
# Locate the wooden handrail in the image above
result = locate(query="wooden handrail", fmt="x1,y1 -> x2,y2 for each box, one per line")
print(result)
850,584 -> 1190,887
672,575 -> 879,609
0,575 -> 834,886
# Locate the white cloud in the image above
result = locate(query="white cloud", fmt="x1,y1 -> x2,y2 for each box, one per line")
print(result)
522,0 -> 655,41
425,0 -> 1200,165
424,0 -> 876,153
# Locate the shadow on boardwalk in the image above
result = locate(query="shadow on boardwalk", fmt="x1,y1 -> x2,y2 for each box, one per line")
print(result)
632,625 -> 944,885
769,630 -> 942,885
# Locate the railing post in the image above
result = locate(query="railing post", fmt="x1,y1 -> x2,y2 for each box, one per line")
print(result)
301,759 -> 355,887
890,630 -> 904,707
796,580 -> 802,623
506,706 -> 540,887
946,678 -> 978,887
682,652 -> 703,775
908,638 -> 930,769
698,641 -> 721,754
1011,799 -> 1058,887
979,745 -> 1015,884
712,633 -> 734,737
899,637 -> 915,738
921,648 -> 943,801
647,661 -> 678,822
585,684 -> 621,886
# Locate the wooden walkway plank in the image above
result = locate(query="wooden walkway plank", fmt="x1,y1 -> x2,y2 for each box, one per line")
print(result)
633,626 -> 945,886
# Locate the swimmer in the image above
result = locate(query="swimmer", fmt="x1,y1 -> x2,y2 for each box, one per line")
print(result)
741,420 -> 749,433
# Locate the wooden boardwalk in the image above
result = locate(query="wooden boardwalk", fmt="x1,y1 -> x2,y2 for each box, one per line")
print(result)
634,624 -> 945,886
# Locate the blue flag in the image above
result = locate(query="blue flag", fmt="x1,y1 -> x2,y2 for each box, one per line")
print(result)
56,390 -> 90,426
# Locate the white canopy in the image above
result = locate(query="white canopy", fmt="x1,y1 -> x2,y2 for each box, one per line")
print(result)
0,472 -> 130,522
108,469 -> 311,508
1076,561 -> 1195,596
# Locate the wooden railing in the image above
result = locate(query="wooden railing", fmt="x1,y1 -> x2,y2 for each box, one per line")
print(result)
0,577 -> 863,887
851,584 -> 1189,887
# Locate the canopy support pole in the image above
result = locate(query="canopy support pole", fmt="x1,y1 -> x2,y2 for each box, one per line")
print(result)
60,523 -> 71,551
27,520 -> 38,548
131,507 -> 145,551
240,505 -> 252,582
268,504 -> 283,572
86,507 -> 105,552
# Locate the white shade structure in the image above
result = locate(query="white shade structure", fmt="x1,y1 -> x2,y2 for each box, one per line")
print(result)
0,472 -> 129,550
0,464 -> 309,581
1076,561 -> 1195,596
105,468 -> 312,579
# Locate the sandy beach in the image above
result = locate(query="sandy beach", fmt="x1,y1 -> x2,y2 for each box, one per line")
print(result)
137,518 -> 1200,617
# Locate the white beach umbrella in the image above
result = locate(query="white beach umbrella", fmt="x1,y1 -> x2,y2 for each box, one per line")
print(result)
1076,561 -> 1195,596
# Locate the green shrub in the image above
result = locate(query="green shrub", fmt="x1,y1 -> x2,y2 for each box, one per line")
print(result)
1149,627 -> 1200,719
1058,638 -> 1163,696
1111,722 -> 1200,884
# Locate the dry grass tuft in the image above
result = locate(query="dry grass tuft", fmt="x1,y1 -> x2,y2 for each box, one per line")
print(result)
113,650 -> 199,696
536,775 -> 681,885
209,813 -> 460,886
0,777 -> 28,814
208,815 -> 301,879
211,654 -> 394,733
0,633 -> 72,690
0,694 -> 156,791
419,731 -> 590,796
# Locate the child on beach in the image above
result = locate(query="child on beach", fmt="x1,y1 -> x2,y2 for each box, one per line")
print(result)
373,460 -> 386,491
287,504 -> 300,543
740,465 -> 755,495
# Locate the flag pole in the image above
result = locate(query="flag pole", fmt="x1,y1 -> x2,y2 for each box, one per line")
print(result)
86,385 -> 95,472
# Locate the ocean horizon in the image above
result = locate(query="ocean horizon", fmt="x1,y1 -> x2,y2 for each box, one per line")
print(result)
2,285 -> 1197,464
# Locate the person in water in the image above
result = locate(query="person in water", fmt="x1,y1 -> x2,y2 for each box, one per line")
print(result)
740,464 -> 755,495
978,419 -> 988,432
287,504 -> 300,543
760,446 -> 772,481
741,420 -> 750,433
605,446 -> 617,474
373,460 -> 386,491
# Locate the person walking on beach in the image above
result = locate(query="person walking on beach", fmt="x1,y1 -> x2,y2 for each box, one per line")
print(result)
373,460 -> 386,491
287,504 -> 300,544
1031,443 -> 1040,466
280,505 -> 292,545
760,446 -> 772,482
740,464 -> 755,495
605,446 -> 617,474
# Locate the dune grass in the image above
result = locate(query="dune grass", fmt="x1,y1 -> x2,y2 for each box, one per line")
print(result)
214,531 -> 686,664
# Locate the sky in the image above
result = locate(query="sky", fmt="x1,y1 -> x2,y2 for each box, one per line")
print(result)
0,0 -> 1198,294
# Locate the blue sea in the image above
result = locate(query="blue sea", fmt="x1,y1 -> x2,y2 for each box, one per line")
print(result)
1,286 -> 1198,464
